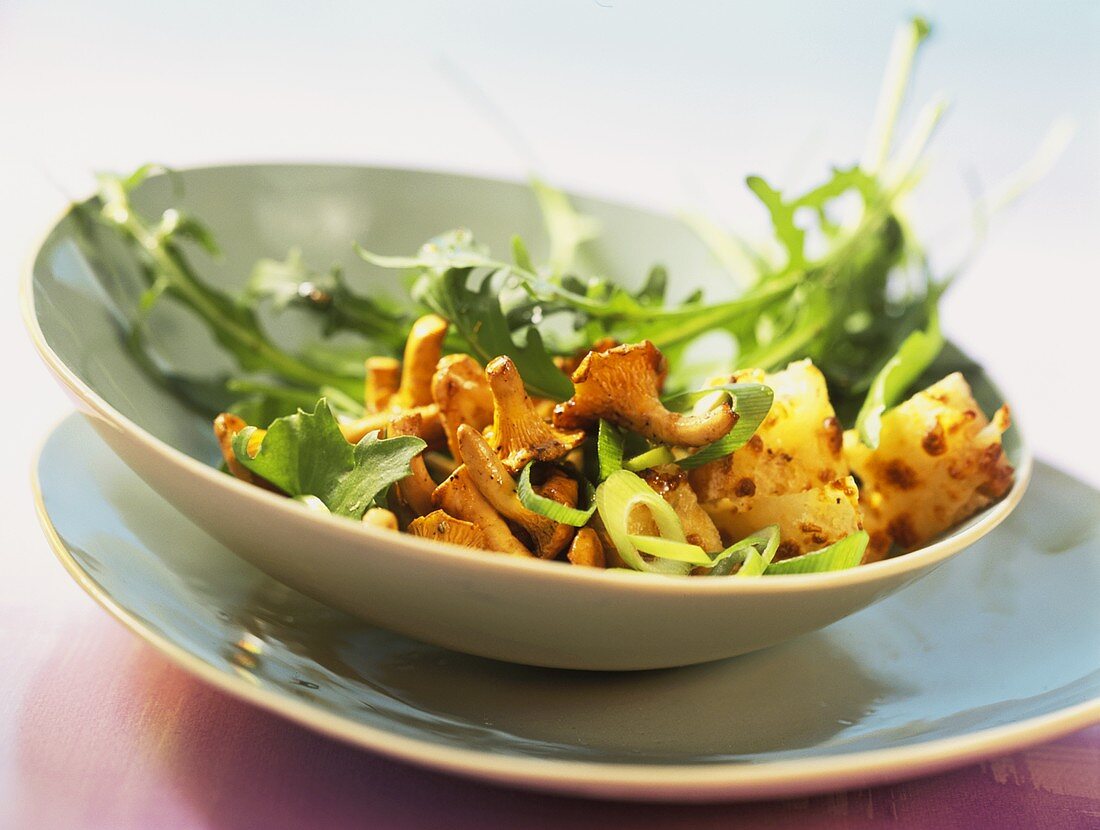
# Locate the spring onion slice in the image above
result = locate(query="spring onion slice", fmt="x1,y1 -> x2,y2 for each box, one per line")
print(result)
623,446 -> 676,472
597,419 -> 625,481
516,464 -> 597,527
764,531 -> 869,574
595,470 -> 692,575
627,535 -> 713,566
710,525 -> 781,577
707,547 -> 749,577
707,525 -> 780,576
738,545 -> 778,576
662,383 -> 774,470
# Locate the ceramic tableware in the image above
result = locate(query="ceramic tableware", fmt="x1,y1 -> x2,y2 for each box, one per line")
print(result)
24,165 -> 1029,669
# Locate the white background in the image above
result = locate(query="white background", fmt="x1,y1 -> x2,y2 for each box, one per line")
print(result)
1,0 -> 1097,572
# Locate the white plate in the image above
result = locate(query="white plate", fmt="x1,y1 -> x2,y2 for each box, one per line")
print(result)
33,415 -> 1099,801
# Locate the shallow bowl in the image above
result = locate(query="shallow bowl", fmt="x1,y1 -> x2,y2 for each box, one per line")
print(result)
23,164 -> 1030,670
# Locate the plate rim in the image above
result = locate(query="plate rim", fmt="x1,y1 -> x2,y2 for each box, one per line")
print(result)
20,161 -> 1033,598
31,414 -> 1099,802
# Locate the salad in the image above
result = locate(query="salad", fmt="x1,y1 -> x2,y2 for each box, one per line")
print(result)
80,18 -> 1033,576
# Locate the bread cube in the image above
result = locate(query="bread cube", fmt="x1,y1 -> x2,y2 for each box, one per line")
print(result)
701,476 -> 864,559
844,372 -> 1014,561
690,359 -> 847,502
689,359 -> 858,558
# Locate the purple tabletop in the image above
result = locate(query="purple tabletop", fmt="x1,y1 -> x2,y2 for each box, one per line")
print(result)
4,539 -> 1098,830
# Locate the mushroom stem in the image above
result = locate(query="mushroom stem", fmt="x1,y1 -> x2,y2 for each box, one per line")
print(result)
389,412 -> 438,517
365,356 -> 401,412
395,314 -> 449,409
340,404 -> 443,445
338,411 -> 391,444
458,425 -> 576,559
433,467 -> 532,556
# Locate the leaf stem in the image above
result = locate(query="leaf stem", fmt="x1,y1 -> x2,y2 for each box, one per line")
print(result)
862,16 -> 932,175
108,198 -> 360,399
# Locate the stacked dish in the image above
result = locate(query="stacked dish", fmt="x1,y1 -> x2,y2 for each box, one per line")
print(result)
23,164 -> 1099,799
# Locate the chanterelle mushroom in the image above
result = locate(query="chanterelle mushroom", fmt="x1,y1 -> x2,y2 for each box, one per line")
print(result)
339,404 -> 444,446
567,527 -> 606,567
395,314 -> 449,409
388,412 -> 437,517
533,468 -> 580,514
431,354 -> 494,461
408,510 -> 489,549
365,356 -> 400,412
458,425 -> 576,559
486,356 -> 585,472
432,466 -> 531,556
339,315 -> 449,444
553,341 -> 735,447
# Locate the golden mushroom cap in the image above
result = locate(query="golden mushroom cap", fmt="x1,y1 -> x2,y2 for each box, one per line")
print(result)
554,341 -> 735,447
485,356 -> 585,473
408,510 -> 489,549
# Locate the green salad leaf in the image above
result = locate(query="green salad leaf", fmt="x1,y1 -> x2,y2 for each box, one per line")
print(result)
412,266 -> 575,400
249,248 -> 410,352
531,176 -> 601,276
231,399 -> 425,518
86,167 -> 365,414
862,16 -> 933,176
511,234 -> 537,274
855,310 -> 943,447
356,227 -> 498,272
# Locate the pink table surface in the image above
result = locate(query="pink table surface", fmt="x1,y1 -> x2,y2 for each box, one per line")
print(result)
3,531 -> 1098,830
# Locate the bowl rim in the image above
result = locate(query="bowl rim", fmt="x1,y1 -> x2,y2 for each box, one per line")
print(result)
20,161 -> 1033,597
31,417 -> 1093,801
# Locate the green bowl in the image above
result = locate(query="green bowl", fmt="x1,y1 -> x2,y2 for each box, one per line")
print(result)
23,164 -> 1030,670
